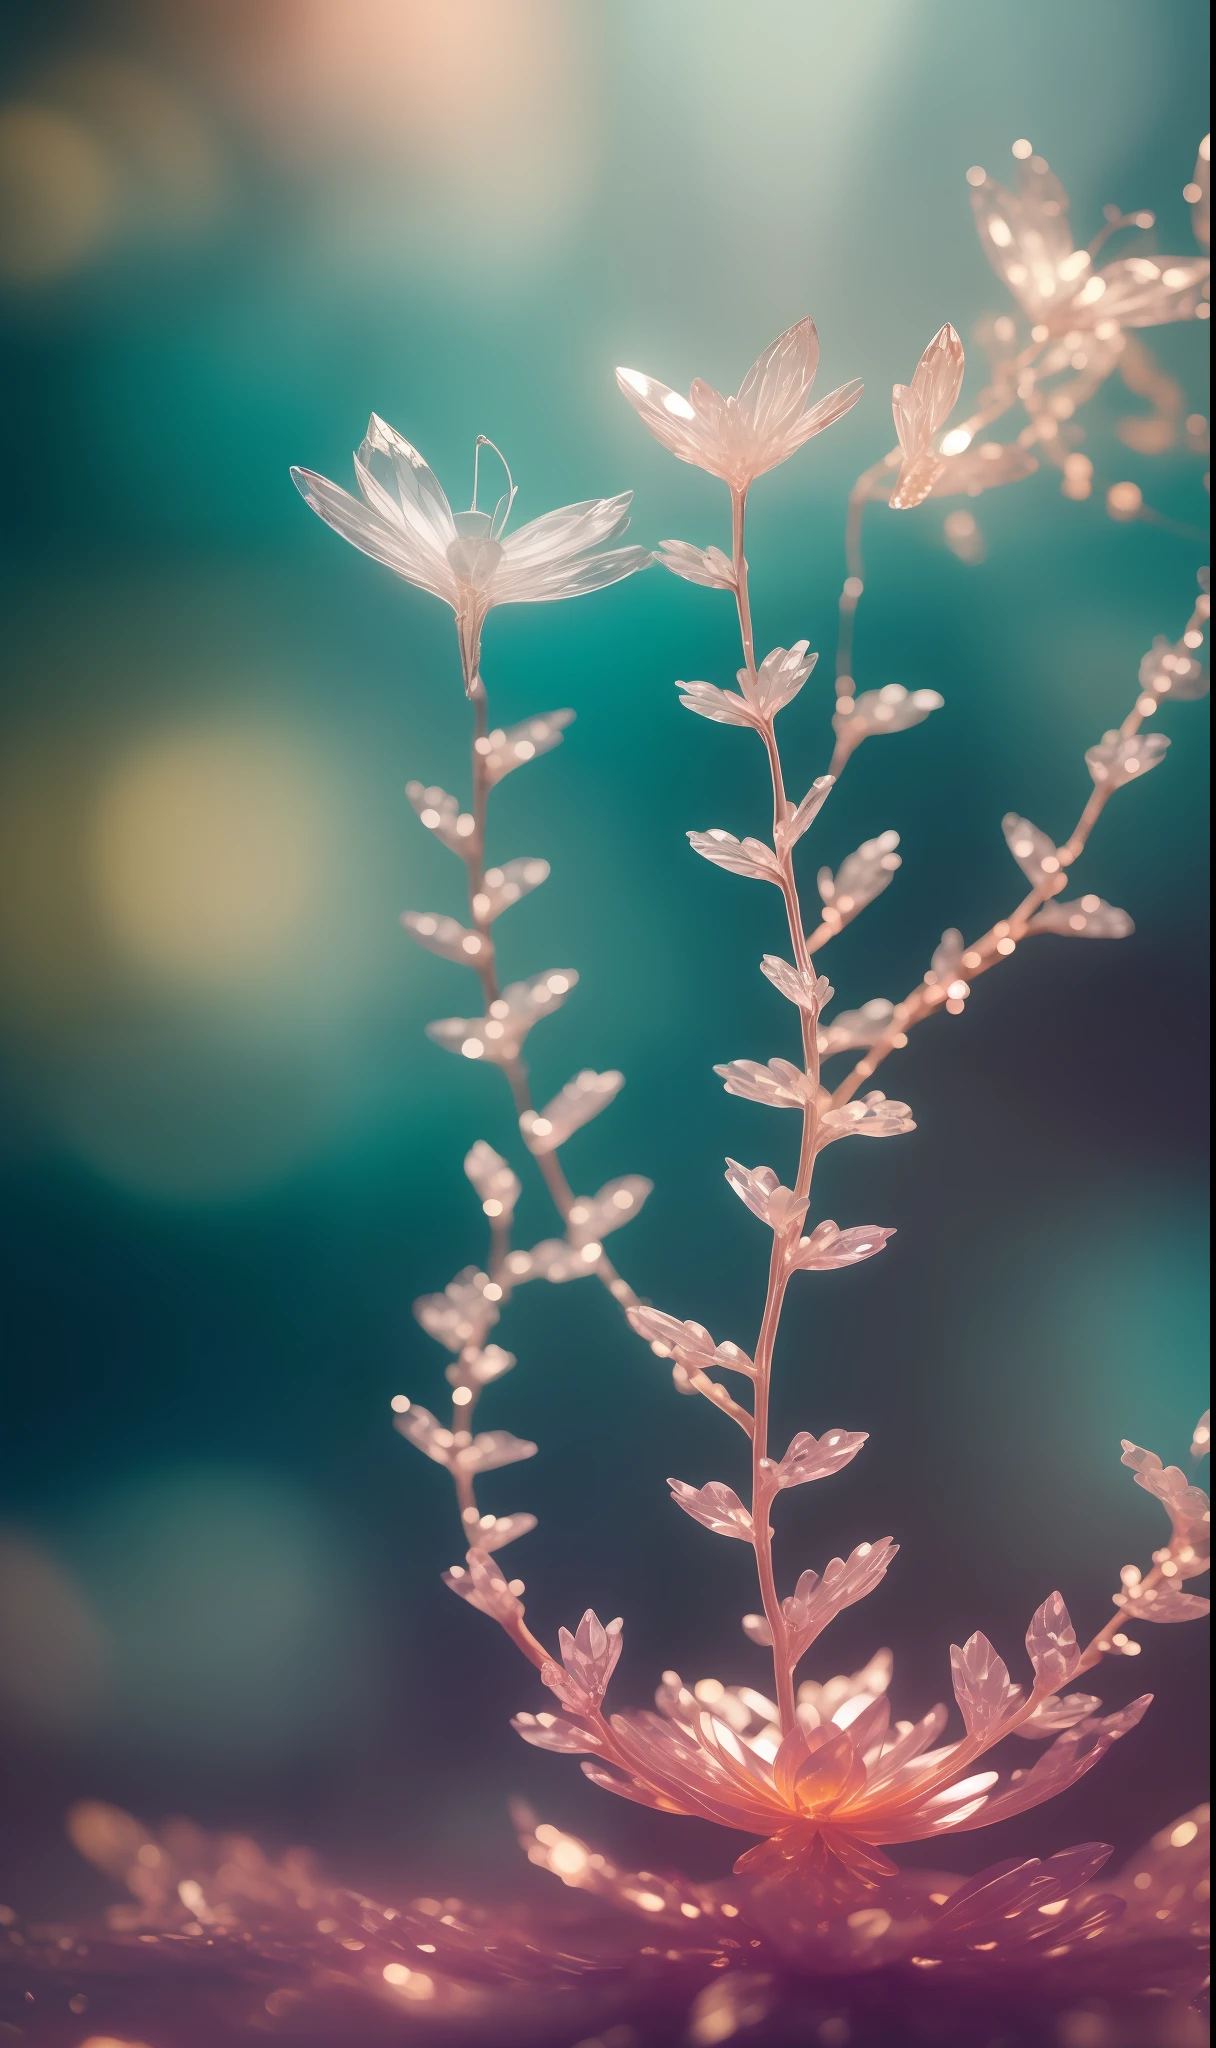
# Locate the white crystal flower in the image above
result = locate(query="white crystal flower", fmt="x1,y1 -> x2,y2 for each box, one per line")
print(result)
293,419 -> 649,693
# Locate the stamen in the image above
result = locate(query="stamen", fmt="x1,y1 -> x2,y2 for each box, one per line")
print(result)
473,434 -> 518,537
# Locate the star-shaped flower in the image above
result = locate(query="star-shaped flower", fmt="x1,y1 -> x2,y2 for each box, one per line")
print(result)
616,319 -> 862,492
292,419 -> 649,693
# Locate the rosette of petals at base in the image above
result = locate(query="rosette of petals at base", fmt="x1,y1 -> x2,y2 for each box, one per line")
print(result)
890,324 -> 966,510
724,1160 -> 809,1235
817,1092 -> 916,1144
970,154 -> 1209,334
790,1221 -> 895,1271
580,1636 -> 1150,1872
427,969 -> 578,1064
817,834 -> 901,922
616,320 -> 862,491
1002,814 -> 1067,892
292,418 -> 649,692
541,1611 -> 624,1713
1030,896 -> 1133,938
1085,729 -> 1170,788
832,686 -> 943,763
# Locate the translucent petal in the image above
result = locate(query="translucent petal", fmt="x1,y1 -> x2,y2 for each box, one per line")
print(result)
292,466 -> 457,603
357,415 -> 457,551
818,1092 -> 915,1143
1139,633 -> 1209,703
778,776 -> 835,852
475,857 -> 551,922
493,544 -> 651,605
565,1176 -> 651,1246
771,1428 -> 868,1489
463,1141 -> 521,1221
748,641 -> 818,717
406,781 -> 476,855
443,1545 -> 523,1624
497,493 -> 632,571
1012,1692 -> 1102,1738
724,1158 -> 808,1233
445,1344 -> 515,1392
760,957 -> 832,1012
1094,254 -> 1210,328
818,998 -> 896,1059
737,318 -> 820,437
413,1266 -> 501,1352
658,539 -> 736,590
512,1710 -> 601,1754
627,1305 -> 754,1378
676,680 -> 757,727
461,1509 -> 536,1553
832,687 -> 943,763
1031,896 -> 1135,939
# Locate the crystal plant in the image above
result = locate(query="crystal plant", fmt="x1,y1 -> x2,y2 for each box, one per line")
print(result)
292,422 -> 653,1548
293,222 -> 1209,1906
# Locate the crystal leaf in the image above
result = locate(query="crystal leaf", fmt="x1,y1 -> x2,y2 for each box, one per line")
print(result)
1114,1583 -> 1210,1623
777,776 -> 835,853
768,1428 -> 868,1489
1002,814 -> 1066,892
401,910 -> 490,965
832,687 -> 943,764
927,927 -> 966,987
414,1266 -> 501,1351
688,828 -> 782,883
523,1238 -> 593,1283
658,538 -> 736,590
746,641 -> 818,717
461,1509 -> 536,1553
818,831 -> 901,916
565,1176 -> 652,1245
406,780 -> 475,854
714,1057 -> 811,1109
393,1402 -> 459,1467
445,1343 -> 515,1391
456,1428 -> 538,1476
1030,896 -> 1134,938
950,1632 -> 1024,1736
1139,634 -> 1209,703
473,857 -> 551,922
627,1305 -> 754,1377
511,1710 -> 602,1754
1085,729 -> 1170,788
818,1091 -> 916,1142
542,1610 -> 624,1712
676,679 -> 756,726
668,1478 -> 755,1541
1013,1692 -> 1103,1738
443,1546 -> 523,1624
724,1159 -> 809,1234
427,968 -> 578,1064
1026,1592 -> 1082,1689
464,1140 -> 521,1222
782,1539 -> 899,1662
791,1220 -> 895,1270
520,1070 -> 624,1154
817,998 -> 895,1058
760,957 -> 833,1012
477,709 -> 575,786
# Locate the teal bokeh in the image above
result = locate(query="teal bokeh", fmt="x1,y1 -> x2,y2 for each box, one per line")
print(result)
0,0 -> 1208,1907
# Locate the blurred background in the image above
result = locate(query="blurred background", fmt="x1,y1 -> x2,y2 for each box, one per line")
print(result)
0,0 -> 1208,1921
